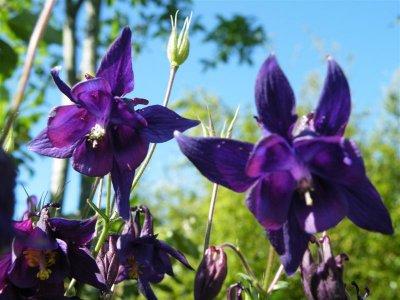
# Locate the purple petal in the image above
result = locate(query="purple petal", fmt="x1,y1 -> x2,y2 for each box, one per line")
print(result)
267,208 -> 311,275
72,137 -> 113,177
47,105 -> 95,148
110,99 -> 147,128
111,163 -> 134,220
157,240 -> 193,270
0,254 -> 11,290
28,129 -> 77,158
137,105 -> 200,143
138,278 -> 157,300
8,256 -> 37,288
294,178 -> 348,234
96,27 -> 134,96
343,177 -> 393,234
314,58 -> 351,136
111,125 -> 149,172
139,206 -> 154,237
246,171 -> 296,230
295,136 -> 365,187
255,55 -> 297,139
50,66 -> 75,103
48,217 -> 97,245
175,133 -> 257,192
246,134 -> 298,177
69,246 -> 107,291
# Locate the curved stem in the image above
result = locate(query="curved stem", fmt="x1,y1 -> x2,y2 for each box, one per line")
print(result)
130,66 -> 178,191
203,183 -> 219,252
0,0 -> 56,146
267,264 -> 284,294
263,244 -> 275,289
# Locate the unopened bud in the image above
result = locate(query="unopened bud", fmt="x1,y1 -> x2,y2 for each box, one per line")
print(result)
167,11 -> 192,67
194,246 -> 228,300
227,283 -> 244,300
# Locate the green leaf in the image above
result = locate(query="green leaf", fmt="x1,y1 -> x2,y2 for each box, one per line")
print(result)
0,39 -> 18,79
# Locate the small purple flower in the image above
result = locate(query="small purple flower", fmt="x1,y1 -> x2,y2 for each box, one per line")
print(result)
194,246 -> 228,300
116,206 -> 193,300
175,55 -> 393,274
96,235 -> 120,292
3,206 -> 105,295
226,283 -> 244,300
0,148 -> 16,249
301,236 -> 348,300
29,27 -> 199,219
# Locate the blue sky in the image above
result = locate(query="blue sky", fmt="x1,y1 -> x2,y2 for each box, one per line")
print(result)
14,0 -> 399,216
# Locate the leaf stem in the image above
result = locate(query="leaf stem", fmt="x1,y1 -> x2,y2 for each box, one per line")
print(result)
263,243 -> 275,289
130,65 -> 179,191
267,264 -> 284,294
0,0 -> 56,146
203,183 -> 219,252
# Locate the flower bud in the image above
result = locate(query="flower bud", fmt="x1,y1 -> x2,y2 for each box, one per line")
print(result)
167,11 -> 192,67
96,235 -> 119,292
227,283 -> 244,300
194,246 -> 228,300
301,235 -> 349,300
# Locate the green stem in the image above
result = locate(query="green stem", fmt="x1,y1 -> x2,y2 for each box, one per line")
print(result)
105,174 -> 112,217
130,66 -> 178,191
93,220 -> 110,256
0,0 -> 56,146
263,244 -> 275,289
267,264 -> 284,294
203,183 -> 219,252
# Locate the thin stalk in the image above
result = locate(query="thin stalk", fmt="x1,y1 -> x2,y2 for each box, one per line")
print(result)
221,243 -> 264,293
0,0 -> 56,145
263,244 -> 275,289
130,66 -> 178,191
93,220 -> 110,256
81,177 -> 101,218
267,264 -> 284,294
105,175 -> 112,217
203,183 -> 219,252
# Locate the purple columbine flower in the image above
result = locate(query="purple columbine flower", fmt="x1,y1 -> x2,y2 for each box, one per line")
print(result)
3,206 -> 106,296
0,148 -> 16,249
301,235 -> 348,300
96,235 -> 120,292
28,27 -> 199,219
175,55 -> 393,274
194,246 -> 228,300
116,206 -> 193,300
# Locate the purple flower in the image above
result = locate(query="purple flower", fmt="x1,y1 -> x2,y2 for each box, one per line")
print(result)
116,206 -> 193,300
194,246 -> 228,300
301,236 -> 348,300
226,283 -> 244,300
3,206 -> 105,295
96,235 -> 119,292
175,55 -> 393,274
0,149 -> 16,249
29,27 -> 199,219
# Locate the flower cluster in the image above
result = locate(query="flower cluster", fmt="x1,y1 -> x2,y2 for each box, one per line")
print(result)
175,55 -> 393,274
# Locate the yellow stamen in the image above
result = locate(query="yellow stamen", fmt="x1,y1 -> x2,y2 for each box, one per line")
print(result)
127,257 -> 140,279
23,249 -> 57,281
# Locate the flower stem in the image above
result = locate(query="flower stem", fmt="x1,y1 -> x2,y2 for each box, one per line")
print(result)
93,220 -> 110,256
0,0 -> 56,146
263,244 -> 275,289
203,183 -> 219,252
130,65 -> 179,191
267,264 -> 284,294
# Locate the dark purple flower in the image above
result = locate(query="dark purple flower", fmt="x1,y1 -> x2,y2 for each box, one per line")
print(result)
28,27 -> 199,219
0,148 -> 16,249
226,283 -> 244,300
116,206 -> 193,300
194,246 -> 228,300
175,55 -> 393,274
301,235 -> 348,300
96,235 -> 119,292
5,206 -> 105,295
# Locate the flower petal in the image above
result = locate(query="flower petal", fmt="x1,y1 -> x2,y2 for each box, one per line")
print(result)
110,99 -> 147,128
72,137 -> 113,177
50,66 -> 75,102
175,133 -> 257,192
110,163 -> 135,220
28,130 -> 76,158
48,217 -> 97,245
343,177 -> 393,234
139,206 -> 154,237
138,278 -> 157,300
294,178 -> 348,234
246,134 -> 298,177
246,171 -> 296,230
295,136 -> 365,187
71,78 -> 112,120
267,208 -> 311,275
69,246 -> 107,291
96,27 -> 134,96
314,58 -> 351,136
137,105 -> 200,143
47,105 -> 95,148
255,55 -> 297,139
157,240 -> 193,270
8,256 -> 37,288
0,254 -> 11,290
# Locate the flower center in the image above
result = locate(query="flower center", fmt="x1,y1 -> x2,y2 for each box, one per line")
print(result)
292,112 -> 315,137
87,123 -> 106,148
127,257 -> 140,279
23,249 -> 57,280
